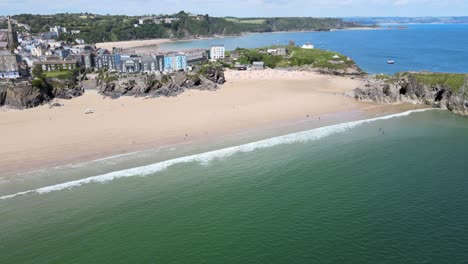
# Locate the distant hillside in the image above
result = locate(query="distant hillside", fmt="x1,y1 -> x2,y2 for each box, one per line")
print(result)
343,16 -> 468,25
12,12 -> 361,44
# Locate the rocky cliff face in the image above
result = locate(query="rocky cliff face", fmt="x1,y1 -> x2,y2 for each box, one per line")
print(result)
0,81 -> 50,109
98,66 -> 225,98
48,78 -> 85,99
353,73 -> 468,116
316,64 -> 364,76
279,64 -> 365,76
0,77 -> 84,109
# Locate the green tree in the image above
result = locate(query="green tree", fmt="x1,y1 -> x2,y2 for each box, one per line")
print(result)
32,65 -> 43,78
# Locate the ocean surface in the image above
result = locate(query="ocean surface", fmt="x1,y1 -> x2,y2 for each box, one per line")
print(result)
2,24 -> 468,263
161,24 -> 468,74
2,110 -> 468,263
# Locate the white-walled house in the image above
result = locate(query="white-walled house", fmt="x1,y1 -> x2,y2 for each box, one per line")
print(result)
210,45 -> 225,61
301,43 -> 314,49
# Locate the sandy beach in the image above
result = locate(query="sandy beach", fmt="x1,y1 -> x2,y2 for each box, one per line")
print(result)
0,70 -> 419,176
95,38 -> 172,51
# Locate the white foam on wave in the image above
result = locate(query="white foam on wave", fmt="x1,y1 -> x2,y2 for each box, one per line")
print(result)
0,109 -> 436,200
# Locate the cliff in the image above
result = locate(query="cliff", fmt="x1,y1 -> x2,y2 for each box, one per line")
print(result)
0,77 -> 84,109
353,72 -> 468,115
98,66 -> 225,98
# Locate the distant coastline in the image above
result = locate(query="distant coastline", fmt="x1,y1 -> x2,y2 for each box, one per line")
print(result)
98,27 -> 384,53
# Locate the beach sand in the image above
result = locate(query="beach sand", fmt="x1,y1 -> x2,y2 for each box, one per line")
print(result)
95,38 -> 172,52
0,70 -> 420,176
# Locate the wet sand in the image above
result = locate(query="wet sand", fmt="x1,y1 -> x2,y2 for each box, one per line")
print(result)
0,70 -> 422,176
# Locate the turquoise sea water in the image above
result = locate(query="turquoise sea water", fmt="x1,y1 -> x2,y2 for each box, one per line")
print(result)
2,110 -> 468,263
161,24 -> 468,74
2,24 -> 468,263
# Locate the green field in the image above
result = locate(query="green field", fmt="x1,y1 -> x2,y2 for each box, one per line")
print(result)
225,18 -> 266,24
43,71 -> 74,79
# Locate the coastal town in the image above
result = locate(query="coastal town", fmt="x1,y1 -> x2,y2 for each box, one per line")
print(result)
0,14 -> 341,83
0,16 -> 226,79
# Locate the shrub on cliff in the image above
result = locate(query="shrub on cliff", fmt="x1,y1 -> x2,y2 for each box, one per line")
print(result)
32,65 -> 44,79
31,79 -> 48,89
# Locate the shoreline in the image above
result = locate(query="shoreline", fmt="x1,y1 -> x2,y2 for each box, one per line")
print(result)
0,70 -> 426,179
95,38 -> 173,51
94,26 -> 384,53
0,107 -> 432,200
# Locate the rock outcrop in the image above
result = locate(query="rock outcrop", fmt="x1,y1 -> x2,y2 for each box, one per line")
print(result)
0,77 -> 84,109
98,66 -> 225,98
316,64 -> 364,76
0,81 -> 50,109
352,73 -> 468,116
277,64 -> 365,76
46,77 -> 84,99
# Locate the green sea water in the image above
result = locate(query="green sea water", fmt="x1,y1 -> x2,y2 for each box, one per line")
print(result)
1,110 -> 468,263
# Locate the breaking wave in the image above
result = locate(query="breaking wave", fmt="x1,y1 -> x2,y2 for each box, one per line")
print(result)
0,109 -> 435,200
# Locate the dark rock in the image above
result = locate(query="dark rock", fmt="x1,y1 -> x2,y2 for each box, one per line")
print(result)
0,76 -> 83,109
0,82 -> 49,109
353,73 -> 468,116
98,66 -> 224,99
49,102 -> 63,108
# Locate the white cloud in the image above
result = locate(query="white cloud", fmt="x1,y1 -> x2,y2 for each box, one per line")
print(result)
393,0 -> 410,5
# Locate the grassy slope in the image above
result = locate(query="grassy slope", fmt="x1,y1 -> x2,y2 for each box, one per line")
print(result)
12,13 -> 358,43
377,72 -> 467,92
235,46 -> 356,70
43,71 -> 73,79
413,73 -> 466,91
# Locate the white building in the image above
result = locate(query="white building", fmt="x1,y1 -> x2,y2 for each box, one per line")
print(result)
49,42 -> 63,48
70,30 -> 81,35
31,46 -> 46,57
210,45 -> 225,61
267,49 -> 277,55
50,26 -> 67,37
301,43 -> 314,49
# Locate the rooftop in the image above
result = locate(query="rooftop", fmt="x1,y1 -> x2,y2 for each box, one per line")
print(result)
34,60 -> 77,65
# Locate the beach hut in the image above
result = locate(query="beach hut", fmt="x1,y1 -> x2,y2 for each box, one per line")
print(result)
234,62 -> 247,71
252,61 -> 265,70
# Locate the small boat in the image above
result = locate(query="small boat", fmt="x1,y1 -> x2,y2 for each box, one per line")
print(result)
387,59 -> 395,64
84,109 -> 94,114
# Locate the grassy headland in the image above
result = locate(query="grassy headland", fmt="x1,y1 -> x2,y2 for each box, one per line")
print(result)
376,72 -> 468,92
10,12 -> 362,43
231,46 -> 357,71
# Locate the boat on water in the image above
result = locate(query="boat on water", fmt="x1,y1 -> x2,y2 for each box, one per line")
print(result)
387,59 -> 395,64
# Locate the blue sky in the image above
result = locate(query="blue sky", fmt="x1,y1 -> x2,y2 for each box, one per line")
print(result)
1,0 -> 467,17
